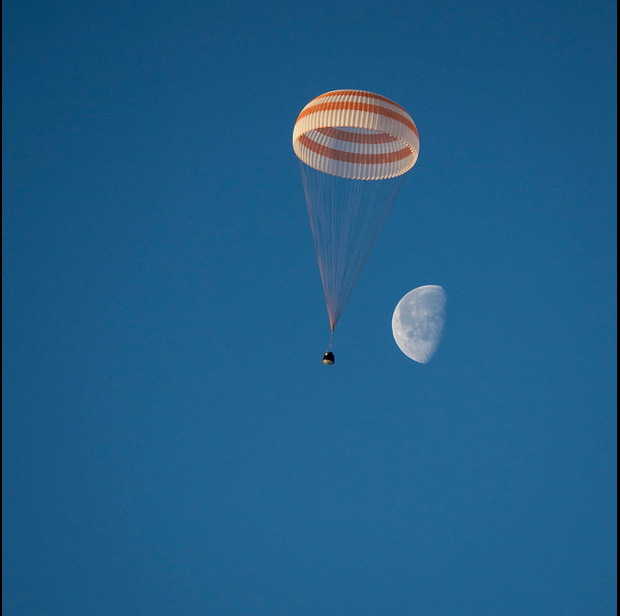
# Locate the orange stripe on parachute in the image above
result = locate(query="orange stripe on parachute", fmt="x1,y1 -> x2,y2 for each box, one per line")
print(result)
298,134 -> 412,165
296,102 -> 419,138
314,90 -> 410,115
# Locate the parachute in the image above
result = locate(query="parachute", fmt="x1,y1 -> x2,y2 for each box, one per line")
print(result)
292,89 -> 420,360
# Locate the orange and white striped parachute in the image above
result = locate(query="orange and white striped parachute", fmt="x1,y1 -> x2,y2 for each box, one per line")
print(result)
293,90 -> 420,351
293,89 -> 419,180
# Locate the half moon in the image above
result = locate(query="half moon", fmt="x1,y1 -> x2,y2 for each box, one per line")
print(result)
392,285 -> 446,363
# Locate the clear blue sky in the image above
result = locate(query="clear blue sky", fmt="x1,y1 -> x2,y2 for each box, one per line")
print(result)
3,1 -> 616,614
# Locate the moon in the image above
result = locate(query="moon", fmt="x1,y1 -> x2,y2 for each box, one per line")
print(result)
392,285 -> 446,363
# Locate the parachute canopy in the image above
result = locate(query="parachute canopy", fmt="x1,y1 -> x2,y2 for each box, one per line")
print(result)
293,89 -> 419,334
293,89 -> 419,180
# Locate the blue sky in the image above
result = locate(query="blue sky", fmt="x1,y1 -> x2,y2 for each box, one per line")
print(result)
3,1 -> 616,614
